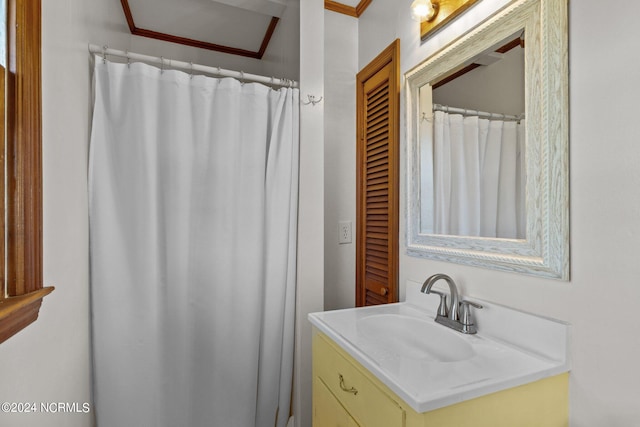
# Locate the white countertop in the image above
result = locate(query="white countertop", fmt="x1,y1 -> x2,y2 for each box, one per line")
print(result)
308,280 -> 571,413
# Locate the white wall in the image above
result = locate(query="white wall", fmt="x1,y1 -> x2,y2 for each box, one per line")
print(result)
263,0 -> 300,82
0,2 -> 299,426
0,0 -> 129,426
320,0 -> 640,425
295,2 -> 325,427
324,11 -> 358,310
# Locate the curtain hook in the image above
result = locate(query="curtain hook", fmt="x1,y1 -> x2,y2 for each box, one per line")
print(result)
160,56 -> 164,73
102,45 -> 108,64
190,61 -> 194,79
125,50 -> 130,69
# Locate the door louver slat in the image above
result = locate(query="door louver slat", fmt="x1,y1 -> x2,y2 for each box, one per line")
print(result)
365,134 -> 389,149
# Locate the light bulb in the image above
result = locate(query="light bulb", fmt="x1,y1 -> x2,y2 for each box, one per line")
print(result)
411,0 -> 437,22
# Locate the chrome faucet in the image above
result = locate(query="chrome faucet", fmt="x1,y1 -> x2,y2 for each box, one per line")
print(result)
420,274 -> 482,334
421,273 -> 460,321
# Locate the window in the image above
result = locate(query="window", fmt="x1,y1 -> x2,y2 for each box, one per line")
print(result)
0,0 -> 52,344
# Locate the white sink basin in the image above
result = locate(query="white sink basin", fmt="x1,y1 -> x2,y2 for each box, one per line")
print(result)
308,280 -> 571,413
356,314 -> 475,362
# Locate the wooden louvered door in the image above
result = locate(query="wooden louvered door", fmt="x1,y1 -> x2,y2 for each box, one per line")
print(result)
356,40 -> 399,307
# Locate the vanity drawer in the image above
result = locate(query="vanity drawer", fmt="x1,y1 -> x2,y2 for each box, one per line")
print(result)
313,333 -> 404,427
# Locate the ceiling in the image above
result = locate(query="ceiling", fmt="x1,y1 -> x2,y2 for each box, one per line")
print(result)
121,0 -> 294,59
121,0 -> 371,59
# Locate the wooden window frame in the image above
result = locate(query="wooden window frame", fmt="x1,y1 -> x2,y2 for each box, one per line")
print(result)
0,0 -> 53,345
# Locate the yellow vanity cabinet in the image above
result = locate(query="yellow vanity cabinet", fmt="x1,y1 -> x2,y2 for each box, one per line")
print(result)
313,332 -> 404,427
312,332 -> 569,427
314,377 -> 361,427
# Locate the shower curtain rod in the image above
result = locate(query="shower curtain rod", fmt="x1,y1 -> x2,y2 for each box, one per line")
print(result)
433,103 -> 523,122
88,44 -> 299,88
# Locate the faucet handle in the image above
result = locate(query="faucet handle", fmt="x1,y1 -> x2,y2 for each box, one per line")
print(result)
459,300 -> 483,327
429,290 -> 449,317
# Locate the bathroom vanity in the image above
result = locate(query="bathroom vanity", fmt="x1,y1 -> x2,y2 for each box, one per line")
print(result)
309,281 -> 570,426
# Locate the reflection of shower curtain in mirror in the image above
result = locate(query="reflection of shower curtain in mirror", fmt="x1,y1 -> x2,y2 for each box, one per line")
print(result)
433,111 -> 525,238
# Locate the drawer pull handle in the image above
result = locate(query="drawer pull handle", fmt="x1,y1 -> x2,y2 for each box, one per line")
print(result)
339,374 -> 358,395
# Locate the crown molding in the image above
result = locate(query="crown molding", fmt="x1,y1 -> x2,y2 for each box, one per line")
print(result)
325,0 -> 372,18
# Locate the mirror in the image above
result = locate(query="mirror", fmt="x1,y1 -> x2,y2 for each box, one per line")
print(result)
405,0 -> 569,279
420,30 -> 526,239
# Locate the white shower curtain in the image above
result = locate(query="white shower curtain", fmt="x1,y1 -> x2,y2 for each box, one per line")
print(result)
89,59 -> 299,427
433,111 -> 525,238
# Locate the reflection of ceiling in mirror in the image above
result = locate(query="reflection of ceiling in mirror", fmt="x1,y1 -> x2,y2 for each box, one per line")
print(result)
432,35 -> 525,117
432,31 -> 524,87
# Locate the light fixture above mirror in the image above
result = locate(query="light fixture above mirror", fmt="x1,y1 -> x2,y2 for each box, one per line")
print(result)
413,0 -> 481,40
411,0 -> 439,22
